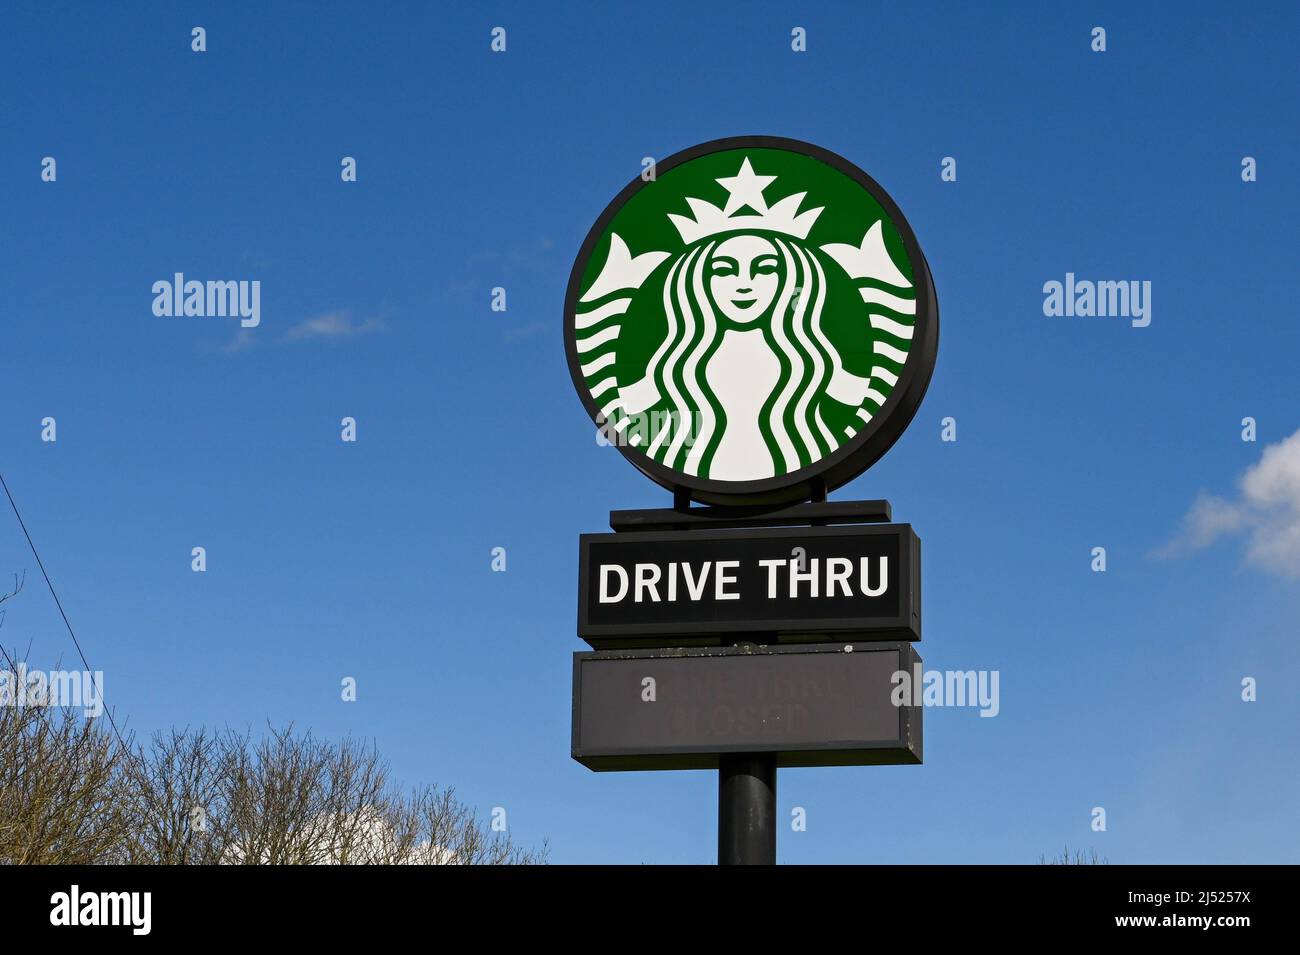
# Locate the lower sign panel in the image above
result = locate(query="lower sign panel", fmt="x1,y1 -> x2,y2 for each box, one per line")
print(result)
572,642 -> 922,771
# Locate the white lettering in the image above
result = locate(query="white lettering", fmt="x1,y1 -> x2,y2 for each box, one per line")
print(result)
598,565 -> 628,603
634,563 -> 662,602
715,561 -> 740,600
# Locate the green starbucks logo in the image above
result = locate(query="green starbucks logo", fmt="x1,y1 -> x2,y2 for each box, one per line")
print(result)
565,137 -> 938,506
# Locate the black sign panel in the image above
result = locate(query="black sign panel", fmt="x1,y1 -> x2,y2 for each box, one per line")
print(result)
572,642 -> 923,771
577,524 -> 920,647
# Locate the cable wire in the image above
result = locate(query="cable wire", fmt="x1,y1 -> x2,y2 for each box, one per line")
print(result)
0,471 -> 133,755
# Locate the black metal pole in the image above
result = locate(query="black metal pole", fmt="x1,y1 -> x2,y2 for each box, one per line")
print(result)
718,752 -> 777,865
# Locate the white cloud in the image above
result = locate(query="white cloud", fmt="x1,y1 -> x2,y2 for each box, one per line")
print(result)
1158,428 -> 1300,577
218,311 -> 386,356
221,806 -> 452,865
220,329 -> 258,354
283,311 -> 386,342
502,320 -> 547,344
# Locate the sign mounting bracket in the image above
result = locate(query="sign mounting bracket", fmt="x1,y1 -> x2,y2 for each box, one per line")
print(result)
608,498 -> 893,533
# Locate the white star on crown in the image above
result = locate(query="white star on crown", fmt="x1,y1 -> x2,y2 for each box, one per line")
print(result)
667,157 -> 824,244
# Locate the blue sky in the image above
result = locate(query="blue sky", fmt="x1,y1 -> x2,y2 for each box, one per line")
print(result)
2,1 -> 1297,863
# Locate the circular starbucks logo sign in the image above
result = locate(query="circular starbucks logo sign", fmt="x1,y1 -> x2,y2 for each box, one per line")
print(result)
565,136 -> 938,506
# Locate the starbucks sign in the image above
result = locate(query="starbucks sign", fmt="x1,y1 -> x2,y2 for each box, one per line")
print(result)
565,137 -> 938,506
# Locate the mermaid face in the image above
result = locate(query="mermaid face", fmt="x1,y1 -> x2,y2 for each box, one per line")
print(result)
708,235 -> 781,326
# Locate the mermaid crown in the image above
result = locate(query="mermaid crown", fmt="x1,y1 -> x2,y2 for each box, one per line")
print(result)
668,157 -> 823,244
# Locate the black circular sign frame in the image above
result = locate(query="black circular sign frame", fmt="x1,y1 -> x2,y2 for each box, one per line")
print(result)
564,135 -> 938,508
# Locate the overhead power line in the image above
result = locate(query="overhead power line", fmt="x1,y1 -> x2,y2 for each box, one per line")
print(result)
0,471 -> 133,754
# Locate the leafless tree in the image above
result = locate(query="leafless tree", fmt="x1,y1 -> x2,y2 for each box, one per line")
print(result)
1,571 -> 547,865
115,726 -> 228,864
373,782 -> 549,865
0,571 -> 132,864
0,571 -> 22,624
115,725 -> 549,865
1038,845 -> 1108,865
0,678 -> 131,864
215,725 -> 394,864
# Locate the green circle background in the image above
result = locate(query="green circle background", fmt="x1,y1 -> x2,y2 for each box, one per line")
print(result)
564,137 -> 938,506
